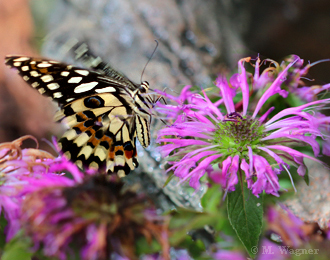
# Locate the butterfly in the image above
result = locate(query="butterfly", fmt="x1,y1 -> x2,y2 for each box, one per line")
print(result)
5,43 -> 159,177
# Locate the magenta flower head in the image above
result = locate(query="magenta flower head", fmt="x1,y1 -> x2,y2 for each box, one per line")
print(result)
262,204 -> 327,257
254,55 -> 330,102
157,57 -> 330,197
266,205 -> 307,248
19,173 -> 170,260
0,135 -> 57,240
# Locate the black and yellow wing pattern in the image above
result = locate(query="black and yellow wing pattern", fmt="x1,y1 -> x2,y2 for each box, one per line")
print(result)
5,46 -> 154,177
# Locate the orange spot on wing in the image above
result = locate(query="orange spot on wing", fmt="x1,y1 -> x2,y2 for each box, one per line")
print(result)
38,68 -> 50,74
124,150 -> 134,159
89,137 -> 100,147
114,146 -> 124,153
74,121 -> 90,132
76,112 -> 89,121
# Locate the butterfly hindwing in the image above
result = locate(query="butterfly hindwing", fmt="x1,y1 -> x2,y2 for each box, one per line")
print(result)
4,55 -> 152,176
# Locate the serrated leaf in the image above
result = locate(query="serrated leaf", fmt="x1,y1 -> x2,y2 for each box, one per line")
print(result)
227,177 -> 263,257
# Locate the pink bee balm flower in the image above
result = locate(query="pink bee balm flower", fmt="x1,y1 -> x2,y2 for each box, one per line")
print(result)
19,174 -> 170,260
0,135 -> 85,241
157,57 -> 329,197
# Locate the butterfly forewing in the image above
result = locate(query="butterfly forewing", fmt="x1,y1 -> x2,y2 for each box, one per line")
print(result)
5,54 -> 153,176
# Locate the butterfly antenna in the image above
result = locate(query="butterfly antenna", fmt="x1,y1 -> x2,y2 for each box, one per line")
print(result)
141,40 -> 159,83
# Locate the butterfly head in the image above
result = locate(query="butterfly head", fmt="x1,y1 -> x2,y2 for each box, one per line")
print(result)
138,81 -> 149,94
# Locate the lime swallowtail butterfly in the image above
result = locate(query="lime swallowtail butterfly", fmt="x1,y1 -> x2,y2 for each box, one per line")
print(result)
5,43 -> 158,177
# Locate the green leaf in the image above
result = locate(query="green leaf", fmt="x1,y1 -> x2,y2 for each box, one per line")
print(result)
201,184 -> 222,213
2,232 -> 33,260
135,236 -> 162,256
163,171 -> 175,188
178,236 -> 206,258
0,213 -> 8,254
227,176 -> 263,258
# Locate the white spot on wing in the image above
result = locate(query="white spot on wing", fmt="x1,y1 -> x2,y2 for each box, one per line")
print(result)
23,76 -> 29,81
68,77 -> 83,83
30,71 -> 41,77
61,71 -> 70,77
115,156 -> 125,166
78,145 -> 93,159
89,161 -> 99,169
37,63 -> 52,68
41,75 -> 53,82
53,92 -> 63,98
32,82 -> 39,88
62,129 -> 77,140
95,86 -> 116,93
64,151 -> 71,160
47,83 -> 60,90
38,88 -> 46,94
74,82 -> 98,93
75,70 -> 89,76
95,146 -> 107,161
106,160 -> 115,172
117,170 -> 126,178
74,133 -> 89,147
14,57 -> 29,62
75,160 -> 83,168
66,98 -> 75,102
13,62 -> 21,66
21,66 -> 29,71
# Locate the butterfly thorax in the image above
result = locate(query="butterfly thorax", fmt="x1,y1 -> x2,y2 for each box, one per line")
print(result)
130,81 -> 152,115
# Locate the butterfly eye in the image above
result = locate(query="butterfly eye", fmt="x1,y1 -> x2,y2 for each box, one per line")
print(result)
139,81 -> 149,94
84,96 -> 104,108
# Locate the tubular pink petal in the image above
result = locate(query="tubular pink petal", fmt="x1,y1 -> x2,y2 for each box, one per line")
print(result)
263,133 -> 320,156
215,76 -> 235,114
181,154 -> 223,183
252,60 -> 298,118
257,146 -> 286,169
156,144 -> 180,157
181,146 -> 219,161
240,159 -> 253,188
264,119 -> 317,132
252,155 -> 280,197
247,146 -> 253,173
322,139 -> 330,156
266,145 -> 323,165
193,111 -> 216,125
253,57 -> 261,83
258,106 -> 275,124
238,58 -> 251,116
156,139 -> 210,147
158,128 -> 212,140
226,155 -> 240,192
168,150 -> 218,175
265,99 -> 330,126
202,90 -> 224,120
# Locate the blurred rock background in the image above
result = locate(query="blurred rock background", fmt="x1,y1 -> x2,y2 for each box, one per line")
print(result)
1,0 -> 330,213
